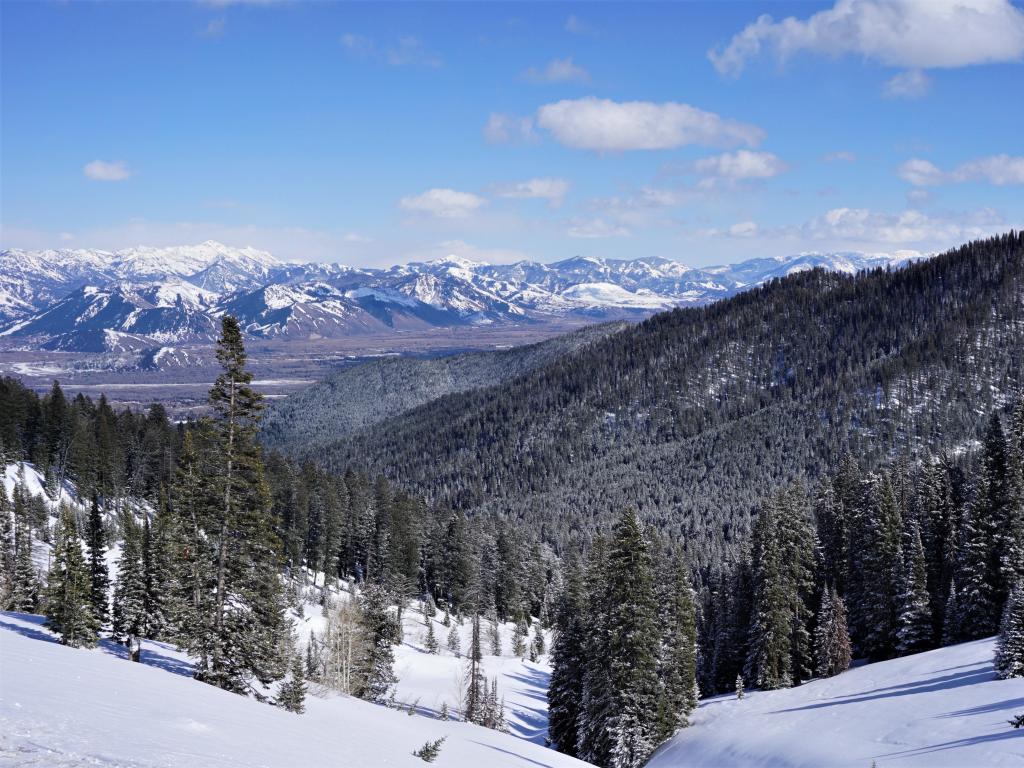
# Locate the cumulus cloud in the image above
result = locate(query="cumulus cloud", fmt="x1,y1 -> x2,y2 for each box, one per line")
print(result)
710,0 -> 1024,77
83,160 -> 132,181
484,113 -> 537,144
899,155 -> 1024,186
694,150 -> 788,180
803,205 -> 1007,244
399,188 -> 486,219
536,97 -> 764,152
493,178 -> 570,207
566,218 -> 629,239
883,69 -> 931,99
524,57 -> 589,83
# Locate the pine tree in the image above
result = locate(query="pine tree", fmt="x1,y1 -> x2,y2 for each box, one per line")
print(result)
548,555 -> 586,757
488,613 -> 502,656
357,583 -> 397,702
577,537 -> 613,765
959,414 -> 1014,638
745,495 -> 793,688
604,510 -> 661,766
512,619 -> 527,657
464,612 -> 486,724
9,518 -> 39,613
424,617 -> 439,654
896,520 -> 933,655
655,559 -> 699,740
814,586 -> 852,677
0,486 -> 14,608
143,490 -> 182,640
112,514 -> 147,660
447,620 -> 461,657
279,648 -> 308,713
196,317 -> 287,695
941,581 -> 962,646
859,473 -> 904,660
735,674 -> 745,699
84,494 -> 109,626
531,625 -> 545,659
45,505 -> 99,647
994,582 -> 1024,679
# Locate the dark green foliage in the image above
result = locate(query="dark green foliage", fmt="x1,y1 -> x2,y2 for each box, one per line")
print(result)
45,505 -> 99,647
279,233 -> 1024,573
85,494 -> 109,626
112,514 -> 147,653
814,587 -> 851,677
357,583 -> 397,703
547,555 -> 586,756
279,650 -> 308,714
995,582 -> 1024,679
411,736 -> 446,763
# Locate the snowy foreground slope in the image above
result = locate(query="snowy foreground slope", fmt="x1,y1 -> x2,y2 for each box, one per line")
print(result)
650,637 -> 1024,768
0,611 -> 588,768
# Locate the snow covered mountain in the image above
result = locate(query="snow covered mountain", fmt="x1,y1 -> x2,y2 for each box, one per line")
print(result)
0,241 -> 925,352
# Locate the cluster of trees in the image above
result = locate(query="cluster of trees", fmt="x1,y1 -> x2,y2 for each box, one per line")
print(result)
548,509 -> 698,768
299,233 -> 1024,573
699,400 -> 1024,696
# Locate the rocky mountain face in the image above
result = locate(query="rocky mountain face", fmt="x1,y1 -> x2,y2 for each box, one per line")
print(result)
0,240 -> 923,353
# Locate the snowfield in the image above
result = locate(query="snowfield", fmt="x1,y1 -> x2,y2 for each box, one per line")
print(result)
0,611 -> 588,768
650,637 -> 1024,768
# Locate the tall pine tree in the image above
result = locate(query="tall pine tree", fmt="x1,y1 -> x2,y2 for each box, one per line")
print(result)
46,505 -> 99,647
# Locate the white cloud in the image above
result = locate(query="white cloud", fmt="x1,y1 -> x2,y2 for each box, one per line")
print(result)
83,160 -> 132,181
536,97 -> 764,152
729,221 -> 759,238
803,205 -> 1008,244
493,178 -> 569,207
484,113 -> 536,144
710,0 -> 1024,77
899,154 -> 1024,186
524,57 -> 589,83
566,218 -> 629,239
694,150 -> 787,180
565,14 -> 593,35
399,188 -> 486,219
201,17 -> 226,38
340,33 -> 440,68
340,33 -> 374,56
883,69 -> 931,99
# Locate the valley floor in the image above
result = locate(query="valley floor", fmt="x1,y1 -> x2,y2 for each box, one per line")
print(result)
650,637 -> 1024,768
0,611 -> 588,768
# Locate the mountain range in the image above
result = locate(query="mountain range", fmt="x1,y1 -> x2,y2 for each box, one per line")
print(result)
0,240 -> 924,353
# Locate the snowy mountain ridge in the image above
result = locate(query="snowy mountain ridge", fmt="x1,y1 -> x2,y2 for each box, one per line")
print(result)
0,241 -> 927,353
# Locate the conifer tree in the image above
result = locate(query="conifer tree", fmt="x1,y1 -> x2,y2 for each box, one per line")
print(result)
512,619 -> 527,657
745,496 -> 792,688
197,316 -> 287,694
603,510 -> 661,766
357,583 -> 397,702
576,537 -> 613,765
859,473 -> 904,659
995,582 -> 1024,679
447,620 -> 461,657
144,490 -> 182,640
10,519 -> 39,613
531,625 -> 545,659
959,414 -> 1014,637
814,586 -> 852,677
112,514 -> 147,660
548,555 -> 586,756
85,493 -> 109,626
464,612 -> 486,724
424,617 -> 439,654
279,647 -> 308,713
655,559 -> 699,740
896,520 -> 933,655
45,505 -> 99,647
0,492 -> 15,609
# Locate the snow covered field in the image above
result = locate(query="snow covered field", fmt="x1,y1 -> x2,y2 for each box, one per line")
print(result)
0,611 -> 587,768
650,637 -> 1024,768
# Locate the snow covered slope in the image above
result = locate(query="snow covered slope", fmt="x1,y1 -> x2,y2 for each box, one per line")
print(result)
0,611 -> 587,768
650,638 -> 1024,768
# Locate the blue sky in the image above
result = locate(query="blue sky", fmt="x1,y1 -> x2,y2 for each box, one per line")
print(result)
2,0 -> 1023,266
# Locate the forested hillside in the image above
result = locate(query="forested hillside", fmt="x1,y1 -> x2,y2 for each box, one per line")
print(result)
286,233 -> 1024,569
262,322 -> 626,449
